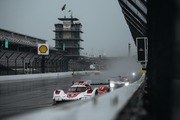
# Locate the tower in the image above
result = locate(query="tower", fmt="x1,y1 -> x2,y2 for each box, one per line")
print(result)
53,17 -> 84,58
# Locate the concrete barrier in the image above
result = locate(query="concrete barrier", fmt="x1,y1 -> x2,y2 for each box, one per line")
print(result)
0,71 -> 100,82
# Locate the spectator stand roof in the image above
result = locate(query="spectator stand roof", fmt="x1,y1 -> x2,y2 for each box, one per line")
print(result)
0,27 -> 58,52
118,0 -> 147,44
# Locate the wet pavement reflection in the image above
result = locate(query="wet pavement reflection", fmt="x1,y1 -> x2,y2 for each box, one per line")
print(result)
0,73 -> 110,119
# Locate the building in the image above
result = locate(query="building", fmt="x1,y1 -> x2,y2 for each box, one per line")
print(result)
0,28 -> 67,75
53,17 -> 84,58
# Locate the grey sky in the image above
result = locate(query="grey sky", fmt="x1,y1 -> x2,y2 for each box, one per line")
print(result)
0,0 -> 136,57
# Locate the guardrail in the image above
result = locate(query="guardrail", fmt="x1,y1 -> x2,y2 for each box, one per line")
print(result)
0,71 -> 100,82
5,73 -> 146,120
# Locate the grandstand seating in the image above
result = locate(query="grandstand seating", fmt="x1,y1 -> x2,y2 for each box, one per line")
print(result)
0,28 -> 93,75
0,28 -> 68,75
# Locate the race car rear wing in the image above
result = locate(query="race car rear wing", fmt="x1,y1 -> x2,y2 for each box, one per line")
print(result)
91,80 -> 110,87
72,80 -> 110,88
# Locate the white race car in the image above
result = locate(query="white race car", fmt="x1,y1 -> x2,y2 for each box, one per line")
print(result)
109,76 -> 130,91
53,81 -> 100,104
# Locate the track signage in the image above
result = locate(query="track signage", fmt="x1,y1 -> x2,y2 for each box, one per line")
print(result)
4,39 -> 9,49
38,44 -> 49,55
136,37 -> 148,62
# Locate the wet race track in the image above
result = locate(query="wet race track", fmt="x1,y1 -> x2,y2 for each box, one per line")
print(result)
0,73 -> 111,119
0,57 -> 142,119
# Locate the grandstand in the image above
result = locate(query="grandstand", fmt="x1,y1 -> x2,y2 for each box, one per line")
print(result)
0,28 -> 69,75
0,28 -> 96,75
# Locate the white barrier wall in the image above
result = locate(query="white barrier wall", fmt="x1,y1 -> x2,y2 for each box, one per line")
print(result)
0,71 -> 99,82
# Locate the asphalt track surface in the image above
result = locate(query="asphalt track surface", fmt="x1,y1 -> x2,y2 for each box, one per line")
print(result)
0,73 -> 111,119
0,56 -> 141,119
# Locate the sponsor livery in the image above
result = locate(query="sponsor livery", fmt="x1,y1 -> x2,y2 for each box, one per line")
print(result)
53,81 -> 109,104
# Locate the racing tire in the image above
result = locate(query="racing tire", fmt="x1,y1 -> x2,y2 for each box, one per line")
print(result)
107,88 -> 110,92
95,90 -> 98,96
53,99 -> 57,105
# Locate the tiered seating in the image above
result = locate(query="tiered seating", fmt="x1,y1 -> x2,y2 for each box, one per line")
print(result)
0,28 -> 69,75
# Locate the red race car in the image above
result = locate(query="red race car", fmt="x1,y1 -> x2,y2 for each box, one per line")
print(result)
53,80 -> 110,104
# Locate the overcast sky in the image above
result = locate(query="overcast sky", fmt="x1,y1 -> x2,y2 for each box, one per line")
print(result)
0,0 -> 137,57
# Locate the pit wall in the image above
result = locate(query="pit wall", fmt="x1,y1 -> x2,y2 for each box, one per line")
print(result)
0,71 -> 100,81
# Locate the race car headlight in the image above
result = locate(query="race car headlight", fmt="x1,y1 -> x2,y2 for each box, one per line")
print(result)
110,83 -> 115,88
125,82 -> 129,86
132,72 -> 136,76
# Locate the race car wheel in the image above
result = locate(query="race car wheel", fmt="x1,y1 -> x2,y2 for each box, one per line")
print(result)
53,99 -> 57,105
95,90 -> 98,96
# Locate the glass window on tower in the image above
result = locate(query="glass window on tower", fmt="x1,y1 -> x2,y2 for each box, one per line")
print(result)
55,41 -> 60,48
55,32 -> 59,39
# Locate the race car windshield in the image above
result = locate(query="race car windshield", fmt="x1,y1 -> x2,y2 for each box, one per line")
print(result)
70,87 -> 86,92
111,76 -> 129,82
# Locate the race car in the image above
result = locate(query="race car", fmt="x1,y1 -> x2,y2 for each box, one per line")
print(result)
53,81 -> 109,104
98,86 -> 110,94
109,76 -> 130,91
